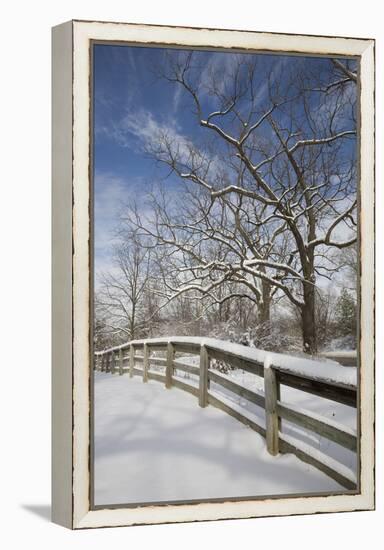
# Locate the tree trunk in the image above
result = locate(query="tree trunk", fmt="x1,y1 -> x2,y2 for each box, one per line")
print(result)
258,299 -> 270,324
258,279 -> 271,324
130,317 -> 135,341
301,282 -> 317,354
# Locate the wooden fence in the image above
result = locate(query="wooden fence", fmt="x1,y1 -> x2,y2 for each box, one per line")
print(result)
94,338 -> 358,491
320,351 -> 357,367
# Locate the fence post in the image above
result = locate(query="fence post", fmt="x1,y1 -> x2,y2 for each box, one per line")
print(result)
264,361 -> 279,455
119,348 -> 124,376
129,345 -> 134,378
166,342 -> 174,389
276,376 -> 282,432
143,343 -> 149,383
199,345 -> 209,407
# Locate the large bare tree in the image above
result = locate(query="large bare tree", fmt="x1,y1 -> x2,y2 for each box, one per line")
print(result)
123,53 -> 358,353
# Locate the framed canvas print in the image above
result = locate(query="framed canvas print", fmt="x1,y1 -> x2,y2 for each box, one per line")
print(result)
52,20 -> 375,529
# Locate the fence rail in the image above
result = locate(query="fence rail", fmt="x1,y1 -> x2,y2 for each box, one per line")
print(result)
94,337 -> 358,490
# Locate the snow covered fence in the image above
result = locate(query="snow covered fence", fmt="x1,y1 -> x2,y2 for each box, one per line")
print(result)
320,351 -> 357,367
94,337 -> 358,490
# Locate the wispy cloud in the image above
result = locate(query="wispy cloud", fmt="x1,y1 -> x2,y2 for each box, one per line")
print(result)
94,172 -> 145,262
197,51 -> 240,98
94,172 -> 126,252
253,55 -> 291,106
172,84 -> 183,115
120,108 -> 197,165
196,51 -> 291,110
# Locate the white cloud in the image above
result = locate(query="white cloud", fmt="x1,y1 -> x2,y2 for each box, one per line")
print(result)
197,51 -> 240,97
94,173 -> 126,237
172,83 -> 183,114
94,172 -> 141,269
120,107 -> 197,165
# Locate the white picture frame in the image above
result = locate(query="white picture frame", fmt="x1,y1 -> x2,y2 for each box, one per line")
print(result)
52,19 -> 375,529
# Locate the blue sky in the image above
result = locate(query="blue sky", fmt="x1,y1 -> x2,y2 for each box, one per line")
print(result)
93,44 -> 197,273
93,44 -> 357,276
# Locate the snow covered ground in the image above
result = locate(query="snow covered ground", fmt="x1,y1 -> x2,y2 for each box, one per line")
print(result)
174,361 -> 357,473
94,372 -> 348,506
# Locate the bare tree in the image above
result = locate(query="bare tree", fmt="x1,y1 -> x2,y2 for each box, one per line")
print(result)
96,236 -> 153,341
123,53 -> 357,353
94,296 -> 114,349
